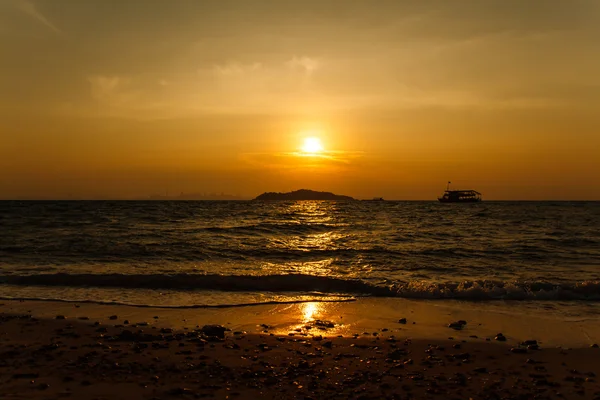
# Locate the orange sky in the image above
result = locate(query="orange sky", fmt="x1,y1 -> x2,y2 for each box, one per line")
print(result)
1,0 -> 599,200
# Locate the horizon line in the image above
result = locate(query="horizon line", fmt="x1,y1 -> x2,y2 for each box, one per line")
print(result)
1,198 -> 599,202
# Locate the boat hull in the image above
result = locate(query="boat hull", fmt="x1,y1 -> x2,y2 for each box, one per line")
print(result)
438,198 -> 481,203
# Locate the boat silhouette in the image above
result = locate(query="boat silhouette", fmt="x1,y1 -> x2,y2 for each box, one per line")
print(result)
438,182 -> 481,203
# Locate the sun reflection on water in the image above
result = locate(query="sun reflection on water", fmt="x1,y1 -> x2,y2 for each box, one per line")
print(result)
262,200 -> 351,276
285,201 -> 335,224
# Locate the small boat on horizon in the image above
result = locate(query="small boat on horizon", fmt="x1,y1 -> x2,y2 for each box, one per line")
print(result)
438,182 -> 482,203
363,197 -> 384,201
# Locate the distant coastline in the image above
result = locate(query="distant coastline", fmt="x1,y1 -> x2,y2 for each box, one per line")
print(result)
147,192 -> 244,201
254,189 -> 354,201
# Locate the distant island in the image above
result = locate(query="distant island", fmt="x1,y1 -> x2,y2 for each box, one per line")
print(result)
254,189 -> 355,201
147,192 -> 244,200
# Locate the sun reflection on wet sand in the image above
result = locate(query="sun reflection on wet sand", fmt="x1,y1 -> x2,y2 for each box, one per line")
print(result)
269,301 -> 351,337
301,302 -> 321,323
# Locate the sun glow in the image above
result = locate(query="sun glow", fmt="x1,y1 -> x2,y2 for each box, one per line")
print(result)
301,137 -> 324,154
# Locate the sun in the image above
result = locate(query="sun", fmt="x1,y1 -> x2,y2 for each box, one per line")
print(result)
301,137 -> 324,154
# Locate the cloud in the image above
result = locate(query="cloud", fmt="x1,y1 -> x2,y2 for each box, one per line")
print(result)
189,56 -> 325,113
286,56 -> 320,75
87,75 -> 151,115
288,150 -> 364,164
16,0 -> 60,34
210,57 -> 319,78
84,75 -> 177,119
240,150 -> 364,171
212,62 -> 262,76
88,76 -> 128,102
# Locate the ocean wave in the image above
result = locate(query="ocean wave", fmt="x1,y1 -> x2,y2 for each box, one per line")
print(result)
2,273 -> 600,301
389,280 -> 600,300
0,273 -> 389,295
0,295 -> 356,309
203,222 -> 345,235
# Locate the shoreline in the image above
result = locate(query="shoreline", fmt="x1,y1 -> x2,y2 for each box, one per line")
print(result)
3,298 -> 600,348
2,299 -> 600,399
0,295 -> 358,309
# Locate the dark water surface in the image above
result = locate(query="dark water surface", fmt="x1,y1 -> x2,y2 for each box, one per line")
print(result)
1,201 -> 599,306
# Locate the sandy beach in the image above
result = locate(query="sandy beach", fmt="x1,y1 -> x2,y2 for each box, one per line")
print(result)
2,299 -> 600,399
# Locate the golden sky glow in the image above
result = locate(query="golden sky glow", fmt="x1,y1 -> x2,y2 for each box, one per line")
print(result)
1,0 -> 599,199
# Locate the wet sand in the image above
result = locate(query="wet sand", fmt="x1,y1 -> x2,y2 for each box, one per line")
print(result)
2,299 -> 600,399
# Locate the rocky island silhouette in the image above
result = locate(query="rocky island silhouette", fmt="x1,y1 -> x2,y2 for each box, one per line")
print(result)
254,189 -> 355,201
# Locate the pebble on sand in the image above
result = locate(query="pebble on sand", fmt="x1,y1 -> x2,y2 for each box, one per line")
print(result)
448,320 -> 467,330
521,340 -> 537,346
201,324 -> 227,338
314,320 -> 335,328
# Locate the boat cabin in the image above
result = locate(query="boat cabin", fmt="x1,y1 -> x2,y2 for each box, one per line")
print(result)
438,190 -> 482,203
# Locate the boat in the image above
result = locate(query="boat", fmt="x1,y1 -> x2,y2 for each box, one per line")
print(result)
363,197 -> 384,201
438,182 -> 481,203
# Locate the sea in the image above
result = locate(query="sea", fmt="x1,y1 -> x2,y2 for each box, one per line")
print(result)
1,200 -> 600,316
